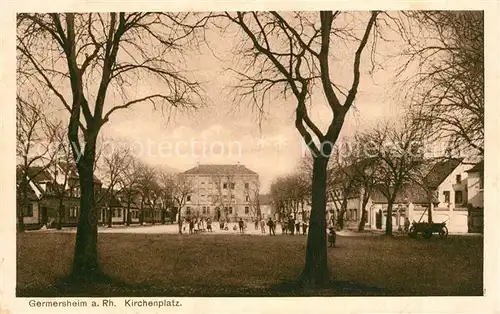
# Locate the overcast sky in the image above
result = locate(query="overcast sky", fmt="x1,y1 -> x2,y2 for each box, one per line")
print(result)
92,14 -> 412,193
22,13 -> 413,193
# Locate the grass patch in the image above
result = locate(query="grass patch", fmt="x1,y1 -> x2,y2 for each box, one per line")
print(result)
16,232 -> 483,296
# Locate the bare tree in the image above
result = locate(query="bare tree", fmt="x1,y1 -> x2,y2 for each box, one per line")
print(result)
136,163 -> 159,225
96,144 -> 132,227
363,116 -> 427,236
116,155 -> 141,226
348,139 -> 379,232
210,174 -> 236,221
17,13 -> 209,280
395,11 -> 483,161
157,171 -> 176,224
173,176 -> 194,234
225,11 -> 379,286
245,180 -> 262,221
48,121 -> 74,230
16,93 -> 59,232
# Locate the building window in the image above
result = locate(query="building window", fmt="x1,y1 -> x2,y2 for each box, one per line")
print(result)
231,195 -> 235,200
202,206 -> 207,214
231,183 -> 235,189
245,206 -> 249,214
201,181 -> 205,185
23,204 -> 33,217
456,174 -> 462,184
223,183 -> 228,189
443,191 -> 450,203
70,206 -> 78,218
229,207 -> 233,214
187,195 -> 191,202
186,207 -> 191,215
207,207 -> 210,215
245,195 -> 250,202
455,191 -> 463,204
245,183 -> 249,189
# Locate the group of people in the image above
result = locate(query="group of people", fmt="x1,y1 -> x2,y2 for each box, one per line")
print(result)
181,216 -> 311,236
183,217 -> 213,234
279,217 -> 308,236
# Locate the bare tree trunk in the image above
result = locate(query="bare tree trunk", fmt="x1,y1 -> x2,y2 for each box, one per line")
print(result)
428,202 -> 433,223
18,179 -> 28,233
126,201 -> 131,226
151,204 -> 155,225
385,199 -> 394,236
71,155 -> 101,281
57,198 -> 64,230
358,194 -> 370,232
301,157 -> 329,287
178,207 -> 183,234
107,207 -> 112,228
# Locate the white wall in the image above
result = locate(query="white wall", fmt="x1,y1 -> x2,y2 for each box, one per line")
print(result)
23,202 -> 39,224
436,164 -> 473,210
467,172 -> 484,208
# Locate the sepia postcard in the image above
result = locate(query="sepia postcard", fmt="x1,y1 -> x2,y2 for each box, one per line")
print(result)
1,0 -> 498,313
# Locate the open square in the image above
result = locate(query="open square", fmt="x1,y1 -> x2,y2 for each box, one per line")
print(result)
17,231 -> 483,297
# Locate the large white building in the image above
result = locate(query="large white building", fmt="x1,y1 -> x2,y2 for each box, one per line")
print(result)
179,163 -> 260,222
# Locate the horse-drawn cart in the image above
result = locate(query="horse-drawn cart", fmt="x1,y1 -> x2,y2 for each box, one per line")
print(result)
409,221 -> 448,239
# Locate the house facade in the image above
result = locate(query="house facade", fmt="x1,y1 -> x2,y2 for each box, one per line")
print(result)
179,163 -> 260,222
17,164 -> 103,229
326,158 -> 483,233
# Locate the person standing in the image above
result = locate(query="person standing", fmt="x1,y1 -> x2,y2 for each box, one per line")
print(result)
207,218 -> 212,232
302,221 -> 308,235
295,220 -> 301,235
289,216 -> 295,235
189,219 -> 194,234
267,217 -> 275,235
260,218 -> 266,233
238,218 -> 244,233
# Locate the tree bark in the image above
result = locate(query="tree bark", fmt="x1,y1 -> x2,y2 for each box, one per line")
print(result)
385,199 -> 394,236
301,157 -> 329,287
358,192 -> 370,232
107,207 -> 112,228
70,153 -> 101,281
178,207 -> 183,234
126,201 -> 131,226
57,199 -> 64,230
18,180 -> 27,232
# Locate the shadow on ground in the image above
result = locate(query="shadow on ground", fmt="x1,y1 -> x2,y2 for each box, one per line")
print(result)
18,275 -> 392,297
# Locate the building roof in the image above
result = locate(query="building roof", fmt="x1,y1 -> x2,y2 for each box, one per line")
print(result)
16,166 -> 53,183
59,162 -> 103,184
182,164 -> 258,176
423,158 -> 463,189
466,160 -> 484,173
371,184 -> 438,204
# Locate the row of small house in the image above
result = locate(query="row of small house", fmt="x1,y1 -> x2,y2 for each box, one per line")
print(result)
16,163 -> 175,230
324,158 -> 484,233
